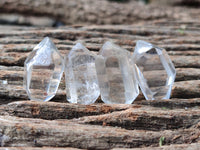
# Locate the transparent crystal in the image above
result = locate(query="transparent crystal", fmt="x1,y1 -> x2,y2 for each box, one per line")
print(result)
24,37 -> 64,101
95,41 -> 139,104
65,43 -> 100,104
133,40 -> 176,100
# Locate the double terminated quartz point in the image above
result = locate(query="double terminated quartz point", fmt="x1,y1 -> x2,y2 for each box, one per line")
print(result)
65,43 -> 100,104
96,42 -> 139,104
24,37 -> 64,101
133,40 -> 176,100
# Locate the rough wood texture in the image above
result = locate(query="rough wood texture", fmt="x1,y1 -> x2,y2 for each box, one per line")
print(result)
0,148 -> 81,150
0,101 -> 200,149
0,0 -> 200,149
0,0 -> 200,25
112,143 -> 200,150
1,143 -> 200,150
0,23 -> 199,149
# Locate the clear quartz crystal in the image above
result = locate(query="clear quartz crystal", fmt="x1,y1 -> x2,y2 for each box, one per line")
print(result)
24,37 -> 64,101
133,40 -> 176,100
95,41 -> 139,104
65,43 -> 100,104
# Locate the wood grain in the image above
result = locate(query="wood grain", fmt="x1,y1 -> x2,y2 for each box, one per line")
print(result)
0,1 -> 200,148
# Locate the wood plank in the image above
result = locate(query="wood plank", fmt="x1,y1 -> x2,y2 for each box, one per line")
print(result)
0,115 -> 200,149
0,3 -> 200,148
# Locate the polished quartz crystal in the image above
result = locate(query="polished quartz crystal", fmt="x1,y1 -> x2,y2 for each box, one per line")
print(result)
24,37 -> 64,101
65,43 -> 100,104
95,41 -> 139,104
133,40 -> 176,100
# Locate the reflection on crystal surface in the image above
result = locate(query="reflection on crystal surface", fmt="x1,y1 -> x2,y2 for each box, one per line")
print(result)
133,40 -> 176,100
65,43 -> 100,104
95,41 -> 139,104
24,37 -> 64,101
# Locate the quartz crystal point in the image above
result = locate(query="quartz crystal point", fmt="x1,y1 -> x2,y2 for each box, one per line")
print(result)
95,41 -> 139,104
133,40 -> 176,100
24,37 -> 64,101
65,43 -> 100,104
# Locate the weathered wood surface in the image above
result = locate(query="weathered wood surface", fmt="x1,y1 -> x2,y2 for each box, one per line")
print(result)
0,0 -> 200,148
0,148 -> 81,150
113,143 -> 200,150
1,143 -> 200,150
0,101 -> 200,149
0,0 -> 200,26
0,23 -> 199,149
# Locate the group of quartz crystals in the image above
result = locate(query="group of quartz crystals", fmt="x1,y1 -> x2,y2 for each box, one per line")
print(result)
24,37 -> 176,104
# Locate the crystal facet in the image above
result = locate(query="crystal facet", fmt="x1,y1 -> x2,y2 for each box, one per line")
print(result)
95,41 -> 139,104
133,40 -> 176,100
65,43 -> 100,104
24,37 -> 64,101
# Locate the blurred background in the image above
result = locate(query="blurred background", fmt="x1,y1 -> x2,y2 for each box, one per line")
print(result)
0,0 -> 200,27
